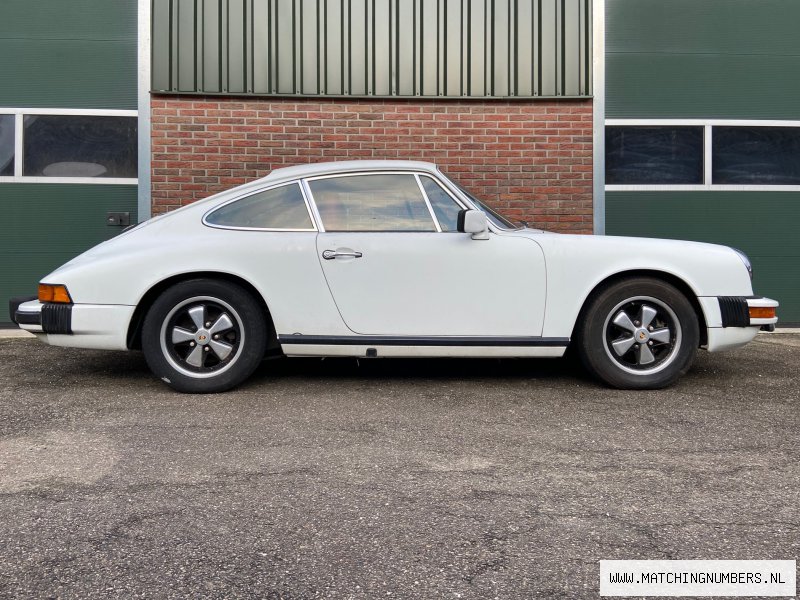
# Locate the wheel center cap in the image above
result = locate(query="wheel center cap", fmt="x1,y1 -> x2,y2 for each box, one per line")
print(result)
195,329 -> 210,345
635,328 -> 650,343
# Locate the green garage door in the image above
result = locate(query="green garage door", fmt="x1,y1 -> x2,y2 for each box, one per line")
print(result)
1,184 -> 137,324
606,0 -> 800,325
606,191 -> 800,324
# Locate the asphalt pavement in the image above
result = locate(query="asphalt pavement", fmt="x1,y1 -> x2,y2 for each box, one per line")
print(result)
0,334 -> 797,599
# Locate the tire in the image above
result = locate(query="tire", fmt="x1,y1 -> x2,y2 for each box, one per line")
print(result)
141,279 -> 268,393
575,278 -> 699,389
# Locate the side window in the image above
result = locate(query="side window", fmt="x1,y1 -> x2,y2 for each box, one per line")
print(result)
605,126 -> 704,184
308,174 -> 435,232
23,115 -> 138,178
205,183 -> 314,229
713,126 -> 800,184
0,114 -> 14,176
419,176 -> 463,231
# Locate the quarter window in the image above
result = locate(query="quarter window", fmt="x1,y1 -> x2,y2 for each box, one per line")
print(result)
419,176 -> 463,231
205,183 -> 314,229
308,174 -> 436,232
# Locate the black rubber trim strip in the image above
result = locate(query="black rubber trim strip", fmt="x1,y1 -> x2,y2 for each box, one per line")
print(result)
718,296 -> 750,328
8,295 -> 37,325
14,311 -> 41,326
278,335 -> 570,347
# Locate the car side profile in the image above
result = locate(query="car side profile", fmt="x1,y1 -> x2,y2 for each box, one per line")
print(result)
12,160 -> 778,393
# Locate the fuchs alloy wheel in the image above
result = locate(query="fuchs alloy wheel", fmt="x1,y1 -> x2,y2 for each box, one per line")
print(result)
576,278 -> 699,389
142,279 -> 267,393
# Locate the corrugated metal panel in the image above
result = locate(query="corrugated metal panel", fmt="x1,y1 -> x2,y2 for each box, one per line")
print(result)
152,0 -> 591,98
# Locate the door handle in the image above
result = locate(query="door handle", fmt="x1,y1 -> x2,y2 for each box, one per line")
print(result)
322,249 -> 363,260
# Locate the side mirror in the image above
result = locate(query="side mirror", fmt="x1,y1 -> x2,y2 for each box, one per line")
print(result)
457,209 -> 490,240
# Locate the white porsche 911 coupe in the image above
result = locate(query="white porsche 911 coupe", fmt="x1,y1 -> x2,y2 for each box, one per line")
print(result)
12,160 -> 778,393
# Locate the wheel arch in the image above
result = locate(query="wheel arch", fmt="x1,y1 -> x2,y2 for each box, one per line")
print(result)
572,269 -> 708,347
126,271 -> 278,351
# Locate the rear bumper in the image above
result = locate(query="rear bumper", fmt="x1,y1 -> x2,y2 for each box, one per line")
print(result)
13,299 -> 134,350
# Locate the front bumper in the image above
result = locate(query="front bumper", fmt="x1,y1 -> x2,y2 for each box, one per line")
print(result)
717,296 -> 779,328
699,295 -> 779,352
12,299 -> 135,350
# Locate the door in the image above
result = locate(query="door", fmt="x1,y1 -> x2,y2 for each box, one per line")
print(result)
1,183 -> 137,325
307,172 -> 547,337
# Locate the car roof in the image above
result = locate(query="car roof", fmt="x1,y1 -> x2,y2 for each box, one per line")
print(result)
174,160 -> 445,216
263,160 -> 440,184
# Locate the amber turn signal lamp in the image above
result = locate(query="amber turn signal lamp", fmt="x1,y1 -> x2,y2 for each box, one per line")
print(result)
749,306 -> 776,320
38,284 -> 72,303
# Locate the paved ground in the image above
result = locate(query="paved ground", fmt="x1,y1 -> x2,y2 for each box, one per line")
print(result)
0,335 -> 797,599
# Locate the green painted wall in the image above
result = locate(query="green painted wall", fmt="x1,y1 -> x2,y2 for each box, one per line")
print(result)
606,191 -> 800,324
0,0 -> 137,109
0,185 -> 137,324
606,0 -> 800,119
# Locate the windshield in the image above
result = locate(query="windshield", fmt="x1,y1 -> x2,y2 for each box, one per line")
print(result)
442,175 -> 522,230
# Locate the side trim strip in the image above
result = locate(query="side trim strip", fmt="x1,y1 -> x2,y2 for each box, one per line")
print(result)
278,335 -> 570,347
14,312 -> 41,326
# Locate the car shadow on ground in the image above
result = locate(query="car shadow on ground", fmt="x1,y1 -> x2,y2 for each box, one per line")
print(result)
1,337 -> 775,394
1,338 -> 598,388
250,353 -> 595,385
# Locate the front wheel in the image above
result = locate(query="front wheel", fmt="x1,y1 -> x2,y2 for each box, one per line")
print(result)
576,278 -> 699,389
141,279 -> 268,393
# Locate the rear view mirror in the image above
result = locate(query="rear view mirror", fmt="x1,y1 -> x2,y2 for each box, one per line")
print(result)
457,209 -> 489,240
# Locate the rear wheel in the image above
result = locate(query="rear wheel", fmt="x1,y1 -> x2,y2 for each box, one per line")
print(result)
142,279 -> 267,393
576,278 -> 699,389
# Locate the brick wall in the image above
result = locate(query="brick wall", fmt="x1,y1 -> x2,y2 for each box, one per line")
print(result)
151,96 -> 593,232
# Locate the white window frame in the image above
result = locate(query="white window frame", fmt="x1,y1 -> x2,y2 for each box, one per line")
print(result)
605,119 -> 800,192
0,107 -> 138,185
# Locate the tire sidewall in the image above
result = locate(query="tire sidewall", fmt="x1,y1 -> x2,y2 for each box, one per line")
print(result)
577,278 -> 700,389
142,279 -> 267,393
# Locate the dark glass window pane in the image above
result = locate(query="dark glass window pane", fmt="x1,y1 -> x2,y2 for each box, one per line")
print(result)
206,183 -> 313,229
606,126 -> 704,184
0,114 -> 13,176
420,176 -> 462,231
713,126 -> 800,185
309,174 -> 435,232
23,115 -> 137,178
